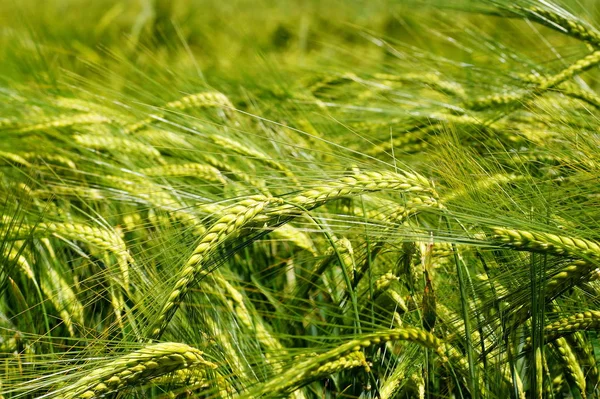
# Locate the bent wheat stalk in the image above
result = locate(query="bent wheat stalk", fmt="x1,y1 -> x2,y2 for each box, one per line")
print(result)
150,170 -> 436,339
468,51 -> 600,110
148,195 -> 281,339
509,5 -> 600,48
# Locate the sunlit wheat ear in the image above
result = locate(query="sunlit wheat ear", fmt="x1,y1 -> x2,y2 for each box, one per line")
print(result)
1,242 -> 83,337
268,223 -> 317,255
534,347 -> 544,399
373,72 -> 466,98
303,72 -> 357,97
148,195 -> 281,340
56,342 -> 216,399
17,152 -> 77,169
103,175 -> 203,233
364,112 -> 494,158
31,185 -> 106,201
166,92 -> 234,112
345,194 -> 438,225
378,357 -> 408,399
545,262 -> 600,299
149,368 -> 232,397
272,170 -> 436,213
197,202 -> 315,254
551,376 -> 567,397
0,151 -> 31,167
442,173 -> 524,202
520,74 -> 600,111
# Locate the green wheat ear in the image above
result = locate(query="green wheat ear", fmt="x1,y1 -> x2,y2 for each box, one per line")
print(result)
56,343 -> 217,399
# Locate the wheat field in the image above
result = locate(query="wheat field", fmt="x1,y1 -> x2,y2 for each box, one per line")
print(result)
1,0 -> 600,398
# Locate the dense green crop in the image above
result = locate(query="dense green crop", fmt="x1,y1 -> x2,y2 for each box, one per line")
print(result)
1,0 -> 599,397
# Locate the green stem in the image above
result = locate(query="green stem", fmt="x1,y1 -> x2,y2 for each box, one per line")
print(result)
447,217 -> 478,398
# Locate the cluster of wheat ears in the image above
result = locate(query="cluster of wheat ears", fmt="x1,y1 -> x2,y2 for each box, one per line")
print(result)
0,0 -> 600,397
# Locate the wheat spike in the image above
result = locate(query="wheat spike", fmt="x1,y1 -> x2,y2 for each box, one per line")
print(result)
0,151 -> 32,167
142,163 -> 226,184
7,221 -> 132,290
54,97 -> 131,125
19,152 -> 77,169
209,134 -> 300,185
244,328 -> 480,398
57,342 -> 216,399
124,92 -> 233,133
552,337 -> 587,397
512,5 -> 600,48
544,311 -> 600,341
468,51 -> 600,110
269,170 -> 436,218
74,134 -> 163,160
492,227 -> 600,260
15,113 -> 111,133
148,195 -> 281,339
